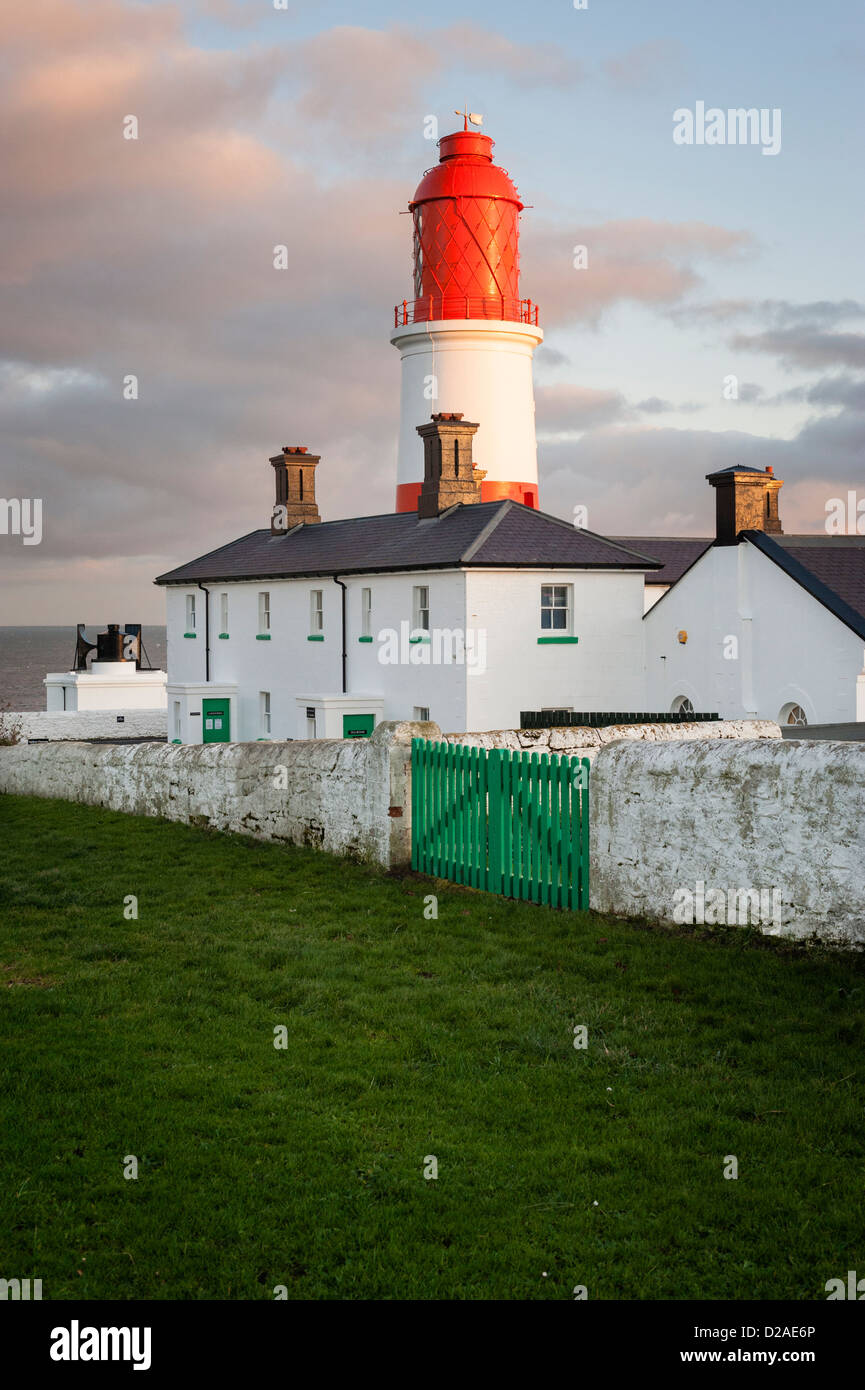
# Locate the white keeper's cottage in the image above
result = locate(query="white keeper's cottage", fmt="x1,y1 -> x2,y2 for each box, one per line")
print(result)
155,421 -> 661,742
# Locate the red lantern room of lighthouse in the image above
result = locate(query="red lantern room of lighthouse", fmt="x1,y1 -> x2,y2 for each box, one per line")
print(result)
391,123 -> 544,512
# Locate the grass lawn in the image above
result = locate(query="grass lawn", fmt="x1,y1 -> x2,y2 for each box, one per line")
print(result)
0,792 -> 863,1301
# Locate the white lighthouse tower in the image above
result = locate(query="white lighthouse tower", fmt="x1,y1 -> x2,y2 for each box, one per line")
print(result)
391,118 -> 543,511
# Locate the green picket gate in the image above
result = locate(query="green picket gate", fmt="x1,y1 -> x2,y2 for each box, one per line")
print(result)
410,739 -> 590,910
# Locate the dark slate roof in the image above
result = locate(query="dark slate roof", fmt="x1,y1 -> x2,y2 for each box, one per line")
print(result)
610,537 -> 711,586
745,532 -> 865,642
154,500 -> 664,585
706,464 -> 773,478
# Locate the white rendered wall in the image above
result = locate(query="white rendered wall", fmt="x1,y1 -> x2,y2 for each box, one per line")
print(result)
591,738 -> 865,945
166,566 -> 650,740
44,665 -> 166,712
294,695 -> 385,741
166,572 -> 470,740
464,568 -> 647,731
10,709 -> 167,742
644,542 -> 865,723
390,319 -> 543,492
341,571 -> 468,733
166,683 -> 237,745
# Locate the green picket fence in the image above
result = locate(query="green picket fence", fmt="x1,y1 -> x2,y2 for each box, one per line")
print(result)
411,739 -> 590,910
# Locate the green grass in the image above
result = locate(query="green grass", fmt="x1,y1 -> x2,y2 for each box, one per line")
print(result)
0,793 -> 863,1301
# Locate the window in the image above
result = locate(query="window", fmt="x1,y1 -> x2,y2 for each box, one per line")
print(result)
260,691 -> 271,736
413,585 -> 430,633
780,702 -> 808,727
361,587 -> 372,638
258,591 -> 270,634
414,706 -> 430,722
173,701 -> 181,738
310,589 -> 323,633
671,695 -> 695,716
220,592 -> 229,634
541,584 -> 571,632
185,593 -> 196,631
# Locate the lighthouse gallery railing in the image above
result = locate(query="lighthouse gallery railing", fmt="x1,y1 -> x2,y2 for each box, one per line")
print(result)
394,296 -> 540,327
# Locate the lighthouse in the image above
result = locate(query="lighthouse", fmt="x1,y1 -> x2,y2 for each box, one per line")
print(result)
391,119 -> 543,512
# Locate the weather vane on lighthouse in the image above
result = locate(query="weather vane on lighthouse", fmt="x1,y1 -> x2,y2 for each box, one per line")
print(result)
454,105 -> 484,131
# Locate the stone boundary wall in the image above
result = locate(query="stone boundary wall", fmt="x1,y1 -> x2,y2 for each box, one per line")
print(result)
4,718 -> 860,945
0,722 -> 420,868
4,710 -> 167,742
440,719 -> 781,760
591,738 -> 865,946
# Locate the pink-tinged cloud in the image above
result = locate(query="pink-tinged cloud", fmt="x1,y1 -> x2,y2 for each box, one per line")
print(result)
522,220 -> 754,327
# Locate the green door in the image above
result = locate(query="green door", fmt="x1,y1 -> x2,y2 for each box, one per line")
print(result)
202,699 -> 230,743
343,713 -> 374,740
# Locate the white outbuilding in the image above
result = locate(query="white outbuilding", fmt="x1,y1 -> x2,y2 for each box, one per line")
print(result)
641,466 -> 865,728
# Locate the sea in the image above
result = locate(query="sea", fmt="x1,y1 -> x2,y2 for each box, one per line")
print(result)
0,627 -> 167,711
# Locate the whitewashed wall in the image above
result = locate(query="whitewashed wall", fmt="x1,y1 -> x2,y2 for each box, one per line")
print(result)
165,564 -> 651,739
166,573 -> 469,739
0,721 -> 422,867
391,319 -> 543,494
6,710 -> 166,742
591,738 -> 865,945
442,718 -> 780,761
465,568 -> 649,731
644,542 -> 865,724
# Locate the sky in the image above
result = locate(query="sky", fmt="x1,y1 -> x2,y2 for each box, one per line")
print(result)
1,0 -> 863,623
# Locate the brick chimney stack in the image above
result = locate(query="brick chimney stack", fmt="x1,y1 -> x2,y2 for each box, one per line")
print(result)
707,465 -> 783,545
416,413 -> 487,519
270,446 -> 321,532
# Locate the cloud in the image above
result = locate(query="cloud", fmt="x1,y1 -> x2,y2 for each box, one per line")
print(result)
536,385 -> 706,434
196,0 -> 268,27
731,328 -> 865,371
536,384 -> 630,432
737,382 -> 765,403
522,220 -> 753,328
534,344 -> 571,368
794,375 -> 865,411
671,297 -> 865,331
